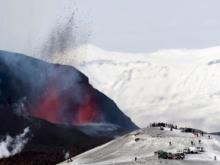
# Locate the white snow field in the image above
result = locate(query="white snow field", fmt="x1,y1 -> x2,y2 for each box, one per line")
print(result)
48,45 -> 220,132
59,127 -> 220,165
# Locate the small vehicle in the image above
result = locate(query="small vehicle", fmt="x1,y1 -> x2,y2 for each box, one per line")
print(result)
183,148 -> 190,153
184,147 -> 198,154
172,152 -> 185,160
155,150 -> 185,160
155,150 -> 169,159
196,147 -> 205,152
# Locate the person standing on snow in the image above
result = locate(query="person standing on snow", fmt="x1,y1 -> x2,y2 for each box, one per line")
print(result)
169,141 -> 172,146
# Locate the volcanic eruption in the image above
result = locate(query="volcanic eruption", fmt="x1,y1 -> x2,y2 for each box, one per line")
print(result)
31,77 -> 99,125
0,50 -> 138,164
0,50 -> 137,130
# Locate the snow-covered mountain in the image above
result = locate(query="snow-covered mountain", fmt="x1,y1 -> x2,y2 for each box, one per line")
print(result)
59,127 -> 220,165
45,45 -> 220,132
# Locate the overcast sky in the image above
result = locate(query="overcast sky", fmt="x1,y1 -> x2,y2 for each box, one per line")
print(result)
1,0 -> 220,54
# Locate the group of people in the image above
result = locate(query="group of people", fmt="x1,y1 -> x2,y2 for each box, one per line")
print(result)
150,122 -> 178,130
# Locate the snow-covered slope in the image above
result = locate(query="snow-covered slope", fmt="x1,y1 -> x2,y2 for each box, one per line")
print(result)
47,45 -> 220,132
59,127 -> 220,165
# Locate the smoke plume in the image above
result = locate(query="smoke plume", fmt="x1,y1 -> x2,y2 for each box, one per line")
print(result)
0,127 -> 30,159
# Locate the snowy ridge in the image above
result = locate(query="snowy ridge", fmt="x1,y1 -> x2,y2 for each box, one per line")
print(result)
59,127 -> 220,165
46,45 -> 220,132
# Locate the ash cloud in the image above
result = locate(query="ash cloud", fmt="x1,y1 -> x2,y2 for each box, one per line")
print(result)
0,8 -> 98,126
0,127 -> 30,159
41,12 -> 90,59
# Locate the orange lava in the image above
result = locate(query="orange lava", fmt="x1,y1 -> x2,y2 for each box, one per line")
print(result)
77,98 -> 98,124
32,82 -> 99,125
33,86 -> 61,124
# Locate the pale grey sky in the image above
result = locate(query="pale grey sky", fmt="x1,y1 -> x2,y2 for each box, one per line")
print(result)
1,0 -> 220,54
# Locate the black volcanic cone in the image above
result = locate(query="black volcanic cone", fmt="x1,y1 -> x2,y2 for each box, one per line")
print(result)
0,50 -> 137,131
0,50 -> 138,164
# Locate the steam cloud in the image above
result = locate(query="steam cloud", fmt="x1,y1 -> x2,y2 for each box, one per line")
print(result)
0,127 -> 30,159
64,151 -> 70,160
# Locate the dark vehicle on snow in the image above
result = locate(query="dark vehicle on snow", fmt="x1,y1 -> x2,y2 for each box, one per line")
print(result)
155,150 -> 185,160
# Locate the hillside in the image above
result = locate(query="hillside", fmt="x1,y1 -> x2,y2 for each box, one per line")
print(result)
59,126 -> 220,165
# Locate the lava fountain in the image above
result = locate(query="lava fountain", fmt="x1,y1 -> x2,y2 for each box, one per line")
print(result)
31,76 -> 100,125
